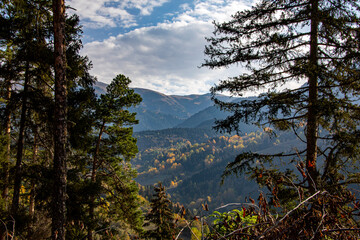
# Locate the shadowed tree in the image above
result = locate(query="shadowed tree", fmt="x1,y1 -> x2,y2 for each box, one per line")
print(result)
203,0 -> 360,194
52,0 -> 67,238
144,182 -> 176,240
203,0 -> 360,238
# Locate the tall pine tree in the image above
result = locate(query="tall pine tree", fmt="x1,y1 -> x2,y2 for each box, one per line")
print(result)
203,0 -> 360,238
86,74 -> 143,239
52,0 -> 67,238
203,0 -> 360,193
1,1 -> 144,238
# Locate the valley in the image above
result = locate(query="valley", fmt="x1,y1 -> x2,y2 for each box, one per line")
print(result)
95,82 -> 303,211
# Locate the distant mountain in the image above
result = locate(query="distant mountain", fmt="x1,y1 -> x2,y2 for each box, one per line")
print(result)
133,88 -> 218,118
133,109 -> 183,132
176,105 -> 226,128
93,81 -> 108,95
133,88 -> 191,119
176,100 -> 260,134
132,88 -> 218,131
94,81 -> 235,132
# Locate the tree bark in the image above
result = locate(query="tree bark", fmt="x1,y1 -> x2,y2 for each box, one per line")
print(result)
306,0 -> 319,192
29,132 -> 38,218
28,133 -> 37,236
1,62 -> 12,240
87,121 -> 105,240
52,0 -> 67,239
2,78 -> 11,211
11,61 -> 30,215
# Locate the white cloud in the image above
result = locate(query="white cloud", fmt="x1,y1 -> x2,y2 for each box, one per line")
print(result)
81,0 -> 253,95
176,0 -> 250,23
67,0 -> 170,28
120,0 -> 169,16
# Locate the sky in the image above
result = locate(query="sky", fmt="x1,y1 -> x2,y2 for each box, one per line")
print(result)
67,0 -> 256,95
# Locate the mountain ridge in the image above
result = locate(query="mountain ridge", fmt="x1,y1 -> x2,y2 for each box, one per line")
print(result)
94,81 -> 235,132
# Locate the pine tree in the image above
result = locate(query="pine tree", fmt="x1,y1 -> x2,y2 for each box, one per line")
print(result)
0,0 -> 54,218
0,7 -> 14,215
0,0 -> 118,238
203,0 -> 360,193
1,2 -> 144,238
52,0 -> 67,238
203,0 -> 360,238
1,1 -> 56,237
85,74 -> 143,239
144,182 -> 176,240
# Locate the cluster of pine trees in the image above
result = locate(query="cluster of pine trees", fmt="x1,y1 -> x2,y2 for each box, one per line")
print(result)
0,1 -> 145,239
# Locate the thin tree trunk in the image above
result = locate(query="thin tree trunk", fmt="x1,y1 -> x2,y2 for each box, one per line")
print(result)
2,78 -> 11,211
29,132 -> 38,218
87,121 -> 105,240
52,0 -> 67,239
11,61 -> 30,215
306,0 -> 319,193
28,133 -> 37,236
1,64 -> 12,240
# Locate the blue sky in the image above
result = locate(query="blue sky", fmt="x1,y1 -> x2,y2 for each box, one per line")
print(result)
67,0 -> 256,95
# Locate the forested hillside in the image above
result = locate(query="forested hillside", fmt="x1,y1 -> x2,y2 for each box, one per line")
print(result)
134,128 -> 301,210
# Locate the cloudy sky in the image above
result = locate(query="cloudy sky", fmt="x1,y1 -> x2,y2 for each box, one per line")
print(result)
67,0 -> 256,95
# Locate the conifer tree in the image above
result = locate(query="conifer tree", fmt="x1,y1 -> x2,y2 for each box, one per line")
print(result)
1,1 -> 144,238
144,182 -> 176,240
0,0 -> 95,235
0,0 -> 54,217
1,1 -> 55,237
85,74 -> 143,239
203,1 -> 360,238
203,0 -> 360,193
52,0 -> 67,238
0,1 -> 15,214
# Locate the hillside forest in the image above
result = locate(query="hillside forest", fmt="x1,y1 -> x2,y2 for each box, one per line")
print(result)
1,0 -> 360,240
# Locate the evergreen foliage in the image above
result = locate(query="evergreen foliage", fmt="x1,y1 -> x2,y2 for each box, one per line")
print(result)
203,0 -> 360,238
144,182 -> 176,240
83,74 -> 143,239
0,1 -> 143,239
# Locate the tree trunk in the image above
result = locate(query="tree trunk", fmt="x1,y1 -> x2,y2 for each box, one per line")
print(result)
306,0 -> 319,192
87,121 -> 105,240
11,61 -> 30,215
28,134 -> 37,236
52,0 -> 67,239
1,63 -> 12,240
29,132 -> 38,218
2,78 -> 11,211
